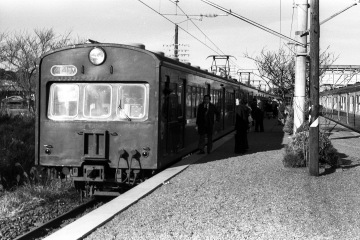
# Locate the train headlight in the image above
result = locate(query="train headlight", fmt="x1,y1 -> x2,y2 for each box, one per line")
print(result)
89,47 -> 106,65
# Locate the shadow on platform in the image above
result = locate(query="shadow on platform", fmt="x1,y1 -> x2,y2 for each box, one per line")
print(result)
196,118 -> 286,164
319,148 -> 360,176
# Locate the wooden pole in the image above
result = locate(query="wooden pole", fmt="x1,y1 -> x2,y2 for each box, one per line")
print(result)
309,0 -> 319,176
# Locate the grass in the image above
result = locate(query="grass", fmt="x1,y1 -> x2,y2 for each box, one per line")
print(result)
0,179 -> 78,220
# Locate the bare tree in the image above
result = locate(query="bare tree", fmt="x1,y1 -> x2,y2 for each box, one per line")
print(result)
245,47 -> 294,100
0,28 -> 83,112
244,46 -> 338,100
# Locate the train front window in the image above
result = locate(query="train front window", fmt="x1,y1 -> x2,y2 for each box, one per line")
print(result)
48,83 -> 148,121
83,84 -> 112,118
117,84 -> 147,120
49,84 -> 79,119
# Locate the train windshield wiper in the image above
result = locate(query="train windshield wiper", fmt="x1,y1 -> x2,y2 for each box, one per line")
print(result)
118,101 -> 132,121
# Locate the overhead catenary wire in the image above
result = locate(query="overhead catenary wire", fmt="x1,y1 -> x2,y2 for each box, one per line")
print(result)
138,0 -> 273,85
200,0 -> 306,47
167,0 -> 242,72
139,0 -> 244,76
137,0 -> 223,57
167,0 -> 227,56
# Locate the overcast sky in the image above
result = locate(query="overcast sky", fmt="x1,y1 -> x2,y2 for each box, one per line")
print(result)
1,0 -> 359,71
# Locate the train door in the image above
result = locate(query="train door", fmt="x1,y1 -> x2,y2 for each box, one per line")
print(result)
160,76 -> 184,156
226,89 -> 236,127
210,88 -> 224,133
219,88 -> 225,130
177,80 -> 185,149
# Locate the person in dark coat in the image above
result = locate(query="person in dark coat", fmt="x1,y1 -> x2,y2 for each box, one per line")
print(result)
234,99 -> 250,154
196,94 -> 220,154
254,100 -> 264,132
250,98 -> 257,126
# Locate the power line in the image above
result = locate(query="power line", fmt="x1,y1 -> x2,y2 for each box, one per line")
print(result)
138,0 -> 244,75
167,0 -> 226,56
167,0 -> 242,72
137,0 -> 223,57
201,0 -> 306,47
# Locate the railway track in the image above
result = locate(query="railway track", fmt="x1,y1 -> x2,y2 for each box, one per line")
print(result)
4,132 -> 234,240
14,198 -> 110,240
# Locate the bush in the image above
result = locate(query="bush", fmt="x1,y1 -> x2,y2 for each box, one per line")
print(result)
283,131 -> 308,167
283,121 -> 339,168
318,132 -> 339,167
0,113 -> 35,189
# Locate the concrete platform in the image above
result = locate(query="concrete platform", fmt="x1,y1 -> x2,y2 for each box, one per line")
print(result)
44,133 -> 234,240
46,117 -> 360,240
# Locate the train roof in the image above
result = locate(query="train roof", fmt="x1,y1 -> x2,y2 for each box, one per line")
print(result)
320,83 -> 360,95
40,42 -> 279,98
42,43 -> 220,74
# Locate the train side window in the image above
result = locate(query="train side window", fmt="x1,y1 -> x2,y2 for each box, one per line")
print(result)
186,87 -> 192,119
218,90 -> 223,110
177,84 -> 183,118
49,84 -> 79,119
83,84 -> 112,118
117,84 -> 148,120
191,86 -> 196,118
350,96 -> 354,113
200,88 -> 205,105
341,96 -> 345,111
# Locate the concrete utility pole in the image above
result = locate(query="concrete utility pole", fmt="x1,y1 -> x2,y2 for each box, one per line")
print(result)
309,0 -> 319,176
174,24 -> 179,58
293,0 -> 308,133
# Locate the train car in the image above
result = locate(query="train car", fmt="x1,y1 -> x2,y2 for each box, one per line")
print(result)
35,43 -> 273,195
320,83 -> 360,131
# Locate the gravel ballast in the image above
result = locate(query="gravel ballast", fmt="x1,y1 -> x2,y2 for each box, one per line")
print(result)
85,118 -> 360,240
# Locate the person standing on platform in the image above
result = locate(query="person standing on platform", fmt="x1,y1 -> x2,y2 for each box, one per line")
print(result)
234,99 -> 250,154
250,98 -> 257,127
196,94 -> 220,154
253,100 -> 264,132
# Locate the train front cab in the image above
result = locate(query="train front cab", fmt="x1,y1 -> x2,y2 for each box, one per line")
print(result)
35,44 -> 161,193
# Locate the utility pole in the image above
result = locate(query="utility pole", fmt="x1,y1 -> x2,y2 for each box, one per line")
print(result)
174,24 -> 179,58
293,0 -> 308,133
309,0 -> 319,176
